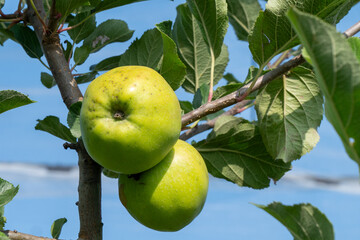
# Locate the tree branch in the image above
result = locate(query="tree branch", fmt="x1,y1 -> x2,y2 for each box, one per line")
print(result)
1,230 -> 56,240
181,55 -> 305,128
344,20 -> 360,38
26,1 -> 103,240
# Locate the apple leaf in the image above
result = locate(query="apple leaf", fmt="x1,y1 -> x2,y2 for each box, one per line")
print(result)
223,73 -> 240,83
41,72 -> 56,89
118,28 -> 163,68
156,21 -> 186,90
67,102 -> 82,139
0,178 -> 19,208
0,206 -> 5,230
0,90 -> 35,114
287,8 -> 360,164
348,37 -> 360,62
187,0 -> 228,58
248,0 -> 359,65
50,217 -> 67,239
56,0 -> 88,19
62,40 -> 73,64
75,71 -> 98,84
254,202 -> 334,240
179,101 -> 194,115
0,0 -> 4,9
9,24 -> 43,59
193,116 -> 291,189
74,19 -> 134,65
226,0 -> 261,41
0,232 -> 9,240
92,55 -> 122,71
35,116 -> 77,143
173,3 -> 229,93
255,66 -> 323,162
68,12 -> 97,44
192,84 -> 210,109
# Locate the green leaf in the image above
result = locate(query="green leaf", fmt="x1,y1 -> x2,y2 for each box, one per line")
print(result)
173,4 -> 229,93
156,21 -> 186,90
212,83 -> 243,100
255,66 -> 323,162
118,28 -> 163,69
68,12 -> 96,44
75,71 -> 98,84
187,0 -> 229,58
192,84 -> 210,109
35,116 -> 77,143
179,101 -> 193,115
226,0 -> 261,41
288,8 -> 360,164
67,102 -> 82,139
41,72 -> 56,89
0,232 -> 9,240
255,202 -> 334,240
248,0 -> 359,65
62,40 -> 73,62
10,24 -> 43,59
0,0 -> 4,9
0,90 -> 35,114
94,0 -> 145,12
92,55 -> 121,71
348,37 -> 360,63
50,217 -> 67,239
74,19 -> 134,65
223,72 -> 240,83
193,116 -> 291,189
0,178 -> 19,207
0,206 -> 5,230
56,0 -> 88,19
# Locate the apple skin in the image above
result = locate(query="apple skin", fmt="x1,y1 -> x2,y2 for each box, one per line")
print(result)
118,140 -> 209,232
80,66 -> 181,174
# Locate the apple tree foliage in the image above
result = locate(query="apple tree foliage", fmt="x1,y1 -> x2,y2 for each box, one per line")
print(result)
1,0 -> 360,239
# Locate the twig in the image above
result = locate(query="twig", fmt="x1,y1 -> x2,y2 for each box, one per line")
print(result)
344,20 -> 360,37
181,55 -> 305,128
1,230 -> 56,240
180,100 -> 252,140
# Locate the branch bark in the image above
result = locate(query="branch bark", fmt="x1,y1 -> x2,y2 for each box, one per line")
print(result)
25,1 -> 103,240
1,230 -> 56,240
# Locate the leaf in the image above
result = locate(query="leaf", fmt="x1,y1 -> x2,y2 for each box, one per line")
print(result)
156,21 -> 186,90
287,8 -> 360,164
348,37 -> 360,63
192,84 -> 210,109
10,24 -> 43,59
0,206 -> 5,230
223,72 -> 240,83
255,66 -> 323,162
0,178 -> 19,208
254,202 -> 334,240
92,55 -> 121,71
193,116 -> 291,189
226,0 -> 261,41
74,19 -> 134,65
187,0 -> 229,58
62,40 -> 73,62
118,28 -> 163,69
67,102 -> 82,139
94,0 -> 146,12
35,116 -> 77,143
75,71 -> 98,84
68,12 -> 96,44
212,83 -> 243,100
0,232 -> 9,240
248,0 -> 359,65
56,0 -> 88,19
41,72 -> 56,89
0,90 -> 35,114
173,3 -> 229,93
50,217 -> 67,239
179,101 -> 193,115
0,0 -> 4,9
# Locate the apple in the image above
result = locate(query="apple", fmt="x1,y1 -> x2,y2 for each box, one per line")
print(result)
80,66 -> 181,174
118,139 -> 209,232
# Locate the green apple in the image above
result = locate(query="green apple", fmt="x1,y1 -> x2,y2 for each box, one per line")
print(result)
80,66 -> 181,174
118,139 -> 209,232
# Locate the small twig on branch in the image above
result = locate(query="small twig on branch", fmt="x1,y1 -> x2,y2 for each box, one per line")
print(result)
1,230 -> 56,240
180,100 -> 252,140
344,20 -> 360,37
64,142 -> 79,150
181,55 -> 305,128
